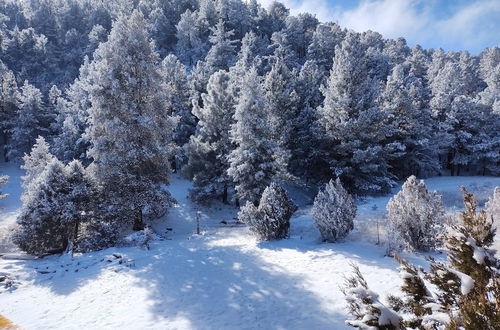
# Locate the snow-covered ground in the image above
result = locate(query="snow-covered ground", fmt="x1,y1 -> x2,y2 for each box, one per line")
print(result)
0,164 -> 498,329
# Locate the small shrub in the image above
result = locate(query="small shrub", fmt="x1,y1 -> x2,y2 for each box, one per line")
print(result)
239,183 -> 297,240
312,178 -> 356,242
386,175 -> 445,252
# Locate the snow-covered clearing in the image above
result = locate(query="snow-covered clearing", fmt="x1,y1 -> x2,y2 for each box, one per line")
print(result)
0,164 -> 498,329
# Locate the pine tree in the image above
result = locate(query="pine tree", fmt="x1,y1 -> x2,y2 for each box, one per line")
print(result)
427,187 -> 500,329
379,64 -> 439,177
238,182 -> 296,241
161,54 -> 195,148
342,264 -> 402,329
85,10 -> 177,230
387,257 -> 435,328
189,19 -> 238,110
8,81 -> 47,160
63,159 -> 96,253
0,61 -> 18,161
52,57 -> 93,164
318,32 -> 398,194
262,56 -> 298,156
306,22 -> 344,73
386,176 -> 445,252
188,70 -> 235,203
14,159 -> 74,255
227,67 -> 289,204
289,60 -> 325,179
312,178 -> 356,242
21,136 -> 55,191
204,19 -> 237,72
175,9 -> 208,66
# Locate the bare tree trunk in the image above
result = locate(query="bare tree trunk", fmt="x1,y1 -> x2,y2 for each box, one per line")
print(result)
222,185 -> 228,205
133,208 -> 144,231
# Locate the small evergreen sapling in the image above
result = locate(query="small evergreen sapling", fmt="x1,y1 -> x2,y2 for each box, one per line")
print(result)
427,187 -> 500,329
312,178 -> 355,242
342,263 -> 402,329
238,183 -> 297,241
343,188 -> 500,329
386,175 -> 445,252
387,257 -> 435,328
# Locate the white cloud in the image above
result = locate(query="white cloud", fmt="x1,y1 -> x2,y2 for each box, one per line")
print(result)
256,0 -> 500,53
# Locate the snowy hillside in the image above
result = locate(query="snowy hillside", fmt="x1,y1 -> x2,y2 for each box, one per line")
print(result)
1,166 -> 498,329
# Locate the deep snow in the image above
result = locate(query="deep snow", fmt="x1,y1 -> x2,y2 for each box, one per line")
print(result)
0,164 -> 498,329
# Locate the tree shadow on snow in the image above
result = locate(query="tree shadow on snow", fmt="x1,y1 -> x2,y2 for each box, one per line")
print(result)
131,237 -> 349,329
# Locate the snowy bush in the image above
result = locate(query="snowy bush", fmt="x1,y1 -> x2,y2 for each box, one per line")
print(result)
386,176 -> 445,252
76,220 -> 119,253
120,226 -> 158,250
239,183 -> 297,241
0,175 -> 8,201
312,178 -> 356,242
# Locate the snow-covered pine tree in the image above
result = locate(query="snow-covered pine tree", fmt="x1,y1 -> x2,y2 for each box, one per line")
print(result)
7,81 -> 48,160
189,19 -> 238,110
312,178 -> 355,242
289,60 -> 325,179
85,10 -> 177,230
204,19 -> 238,73
63,159 -> 96,253
406,45 -> 430,82
306,22 -> 344,73
427,187 -> 500,329
227,67 -> 289,204
379,63 -> 439,178
386,176 -> 445,252
262,55 -> 298,157
238,182 -> 296,241
175,9 -> 208,66
476,47 -> 500,175
51,56 -> 93,164
161,54 -> 195,149
387,257 -> 435,329
318,31 -> 398,194
14,158 -> 74,255
20,136 -> 55,191
0,61 -> 19,161
187,70 -> 235,204
14,156 -> 104,255
229,31 -> 268,81
429,60 -> 481,175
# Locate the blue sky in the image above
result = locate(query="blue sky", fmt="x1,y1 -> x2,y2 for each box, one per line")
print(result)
258,0 -> 500,53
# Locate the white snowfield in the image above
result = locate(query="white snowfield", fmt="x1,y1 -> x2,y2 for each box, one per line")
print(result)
0,163 -> 499,330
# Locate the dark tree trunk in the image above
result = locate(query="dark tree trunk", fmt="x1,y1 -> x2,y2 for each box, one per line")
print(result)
133,208 -> 144,231
222,186 -> 228,205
